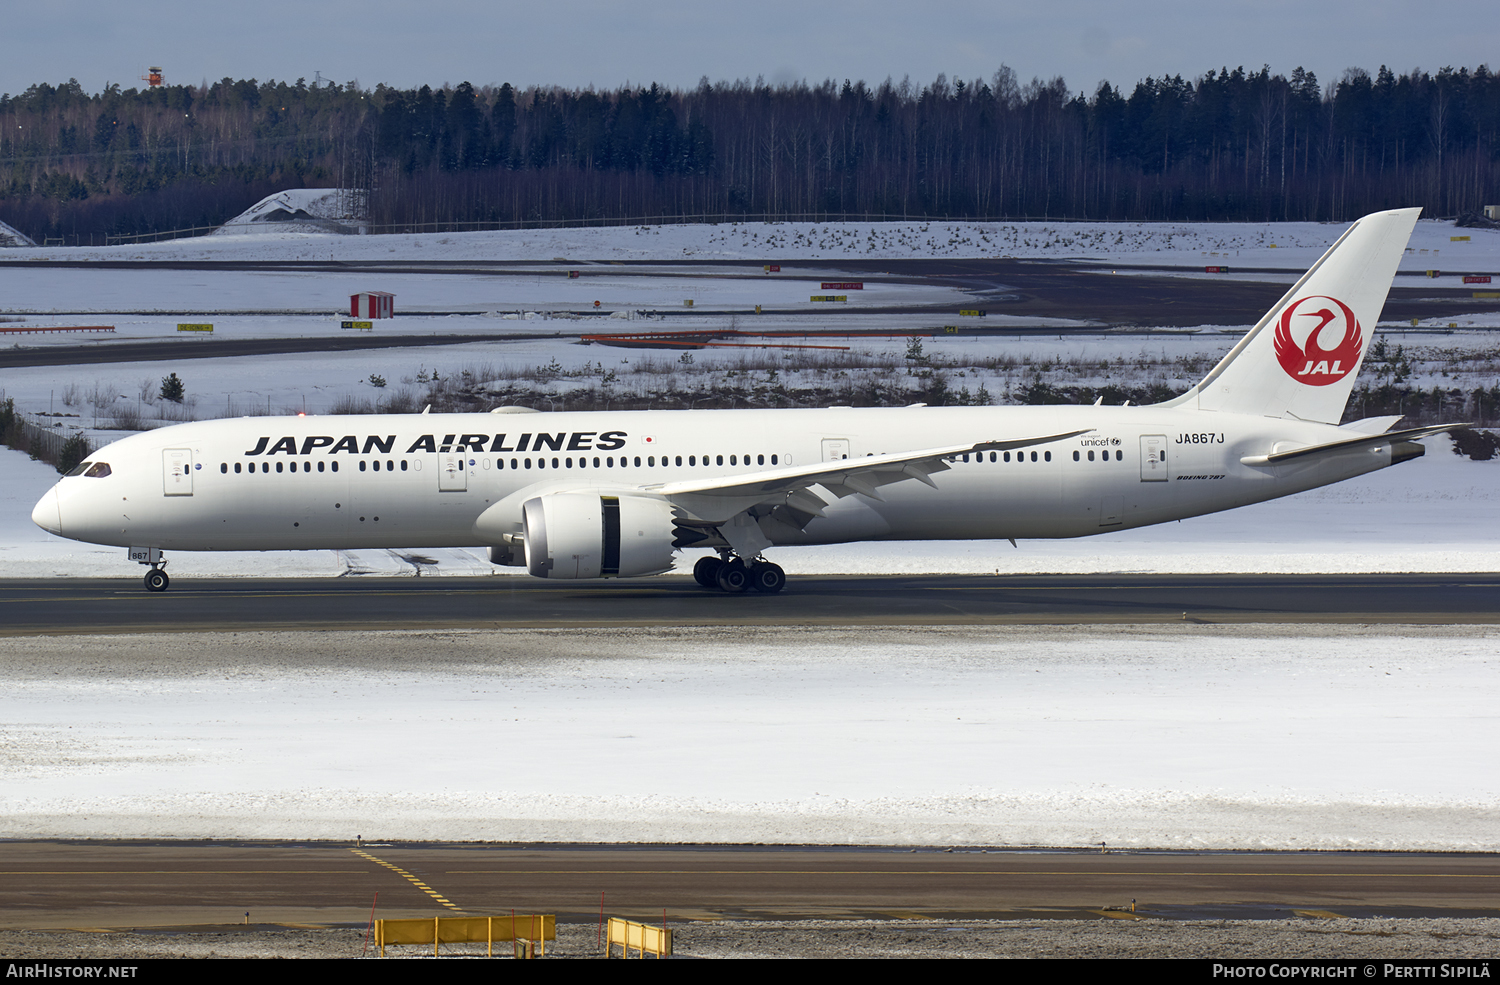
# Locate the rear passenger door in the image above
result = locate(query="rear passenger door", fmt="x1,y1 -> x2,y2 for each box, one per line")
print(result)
1140,435 -> 1169,481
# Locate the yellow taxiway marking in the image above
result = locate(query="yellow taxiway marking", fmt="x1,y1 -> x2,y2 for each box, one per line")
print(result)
350,849 -> 465,913
1293,909 -> 1349,919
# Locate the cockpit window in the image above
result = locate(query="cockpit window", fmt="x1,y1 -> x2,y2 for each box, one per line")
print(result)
65,461 -> 92,477
84,462 -> 112,478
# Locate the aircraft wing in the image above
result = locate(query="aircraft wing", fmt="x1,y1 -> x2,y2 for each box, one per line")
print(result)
650,429 -> 1091,525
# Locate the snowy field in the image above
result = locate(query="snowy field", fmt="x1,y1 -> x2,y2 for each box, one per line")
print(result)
3,214 -> 1498,274
1,625 -> 1494,848
0,265 -> 973,318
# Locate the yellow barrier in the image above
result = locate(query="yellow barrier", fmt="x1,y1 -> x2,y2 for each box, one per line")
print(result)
375,914 -> 555,957
606,917 -> 672,959
1474,292 -> 1500,299
176,323 -> 213,332
1452,235 -> 1471,241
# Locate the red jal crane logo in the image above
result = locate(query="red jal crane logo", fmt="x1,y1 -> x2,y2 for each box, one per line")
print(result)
1273,295 -> 1363,386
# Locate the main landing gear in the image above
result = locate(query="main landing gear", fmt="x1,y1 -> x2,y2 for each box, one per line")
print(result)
693,554 -> 786,594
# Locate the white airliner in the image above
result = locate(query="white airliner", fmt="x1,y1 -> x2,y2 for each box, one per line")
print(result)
32,207 -> 1456,594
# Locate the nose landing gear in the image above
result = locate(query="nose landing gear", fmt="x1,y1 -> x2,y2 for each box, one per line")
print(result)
130,547 -> 170,592
693,554 -> 785,594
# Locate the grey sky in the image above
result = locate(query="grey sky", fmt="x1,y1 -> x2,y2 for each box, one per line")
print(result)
5,1 -> 1496,99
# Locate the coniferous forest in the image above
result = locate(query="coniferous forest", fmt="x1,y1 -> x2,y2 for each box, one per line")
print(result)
2,63 -> 1498,243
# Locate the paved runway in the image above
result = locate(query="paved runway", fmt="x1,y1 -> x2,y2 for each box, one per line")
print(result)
2,573 -> 1497,635
2,842 -> 1495,929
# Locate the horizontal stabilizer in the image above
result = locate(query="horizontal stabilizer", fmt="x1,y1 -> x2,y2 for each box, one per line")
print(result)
1240,424 -> 1464,466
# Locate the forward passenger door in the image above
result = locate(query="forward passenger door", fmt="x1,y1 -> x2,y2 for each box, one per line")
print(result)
162,449 -> 193,496
438,453 -> 467,492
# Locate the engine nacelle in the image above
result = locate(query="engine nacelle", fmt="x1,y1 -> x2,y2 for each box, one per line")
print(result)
522,493 -> 677,579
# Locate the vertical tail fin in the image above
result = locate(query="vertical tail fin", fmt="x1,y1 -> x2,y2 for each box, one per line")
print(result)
1168,208 -> 1420,423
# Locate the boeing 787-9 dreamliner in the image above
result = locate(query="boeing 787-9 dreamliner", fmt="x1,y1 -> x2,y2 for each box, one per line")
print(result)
32,207 -> 1457,594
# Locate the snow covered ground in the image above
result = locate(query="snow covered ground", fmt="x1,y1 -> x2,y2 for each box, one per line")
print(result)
217,187 -> 365,234
0,266 -> 970,317
4,214 -> 1497,274
0,219 -> 34,249
1,625 -> 1494,848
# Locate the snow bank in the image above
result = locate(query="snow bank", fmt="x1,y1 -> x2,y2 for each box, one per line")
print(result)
215,187 -> 366,235
0,218 -> 36,248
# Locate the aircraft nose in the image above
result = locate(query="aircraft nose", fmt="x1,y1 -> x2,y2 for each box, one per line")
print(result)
31,486 -> 61,535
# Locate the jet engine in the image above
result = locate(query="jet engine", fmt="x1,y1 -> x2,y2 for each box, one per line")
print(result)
521,493 -> 678,579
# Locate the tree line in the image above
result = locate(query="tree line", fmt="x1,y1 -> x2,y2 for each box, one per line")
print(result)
2,63 -> 1498,242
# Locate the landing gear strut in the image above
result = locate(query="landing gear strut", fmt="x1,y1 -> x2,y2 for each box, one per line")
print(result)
693,554 -> 785,594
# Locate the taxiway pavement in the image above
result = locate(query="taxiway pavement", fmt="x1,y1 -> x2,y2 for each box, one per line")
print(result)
2,841 -> 1496,930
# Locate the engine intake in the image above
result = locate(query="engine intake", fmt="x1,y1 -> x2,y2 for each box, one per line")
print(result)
522,493 -> 677,579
